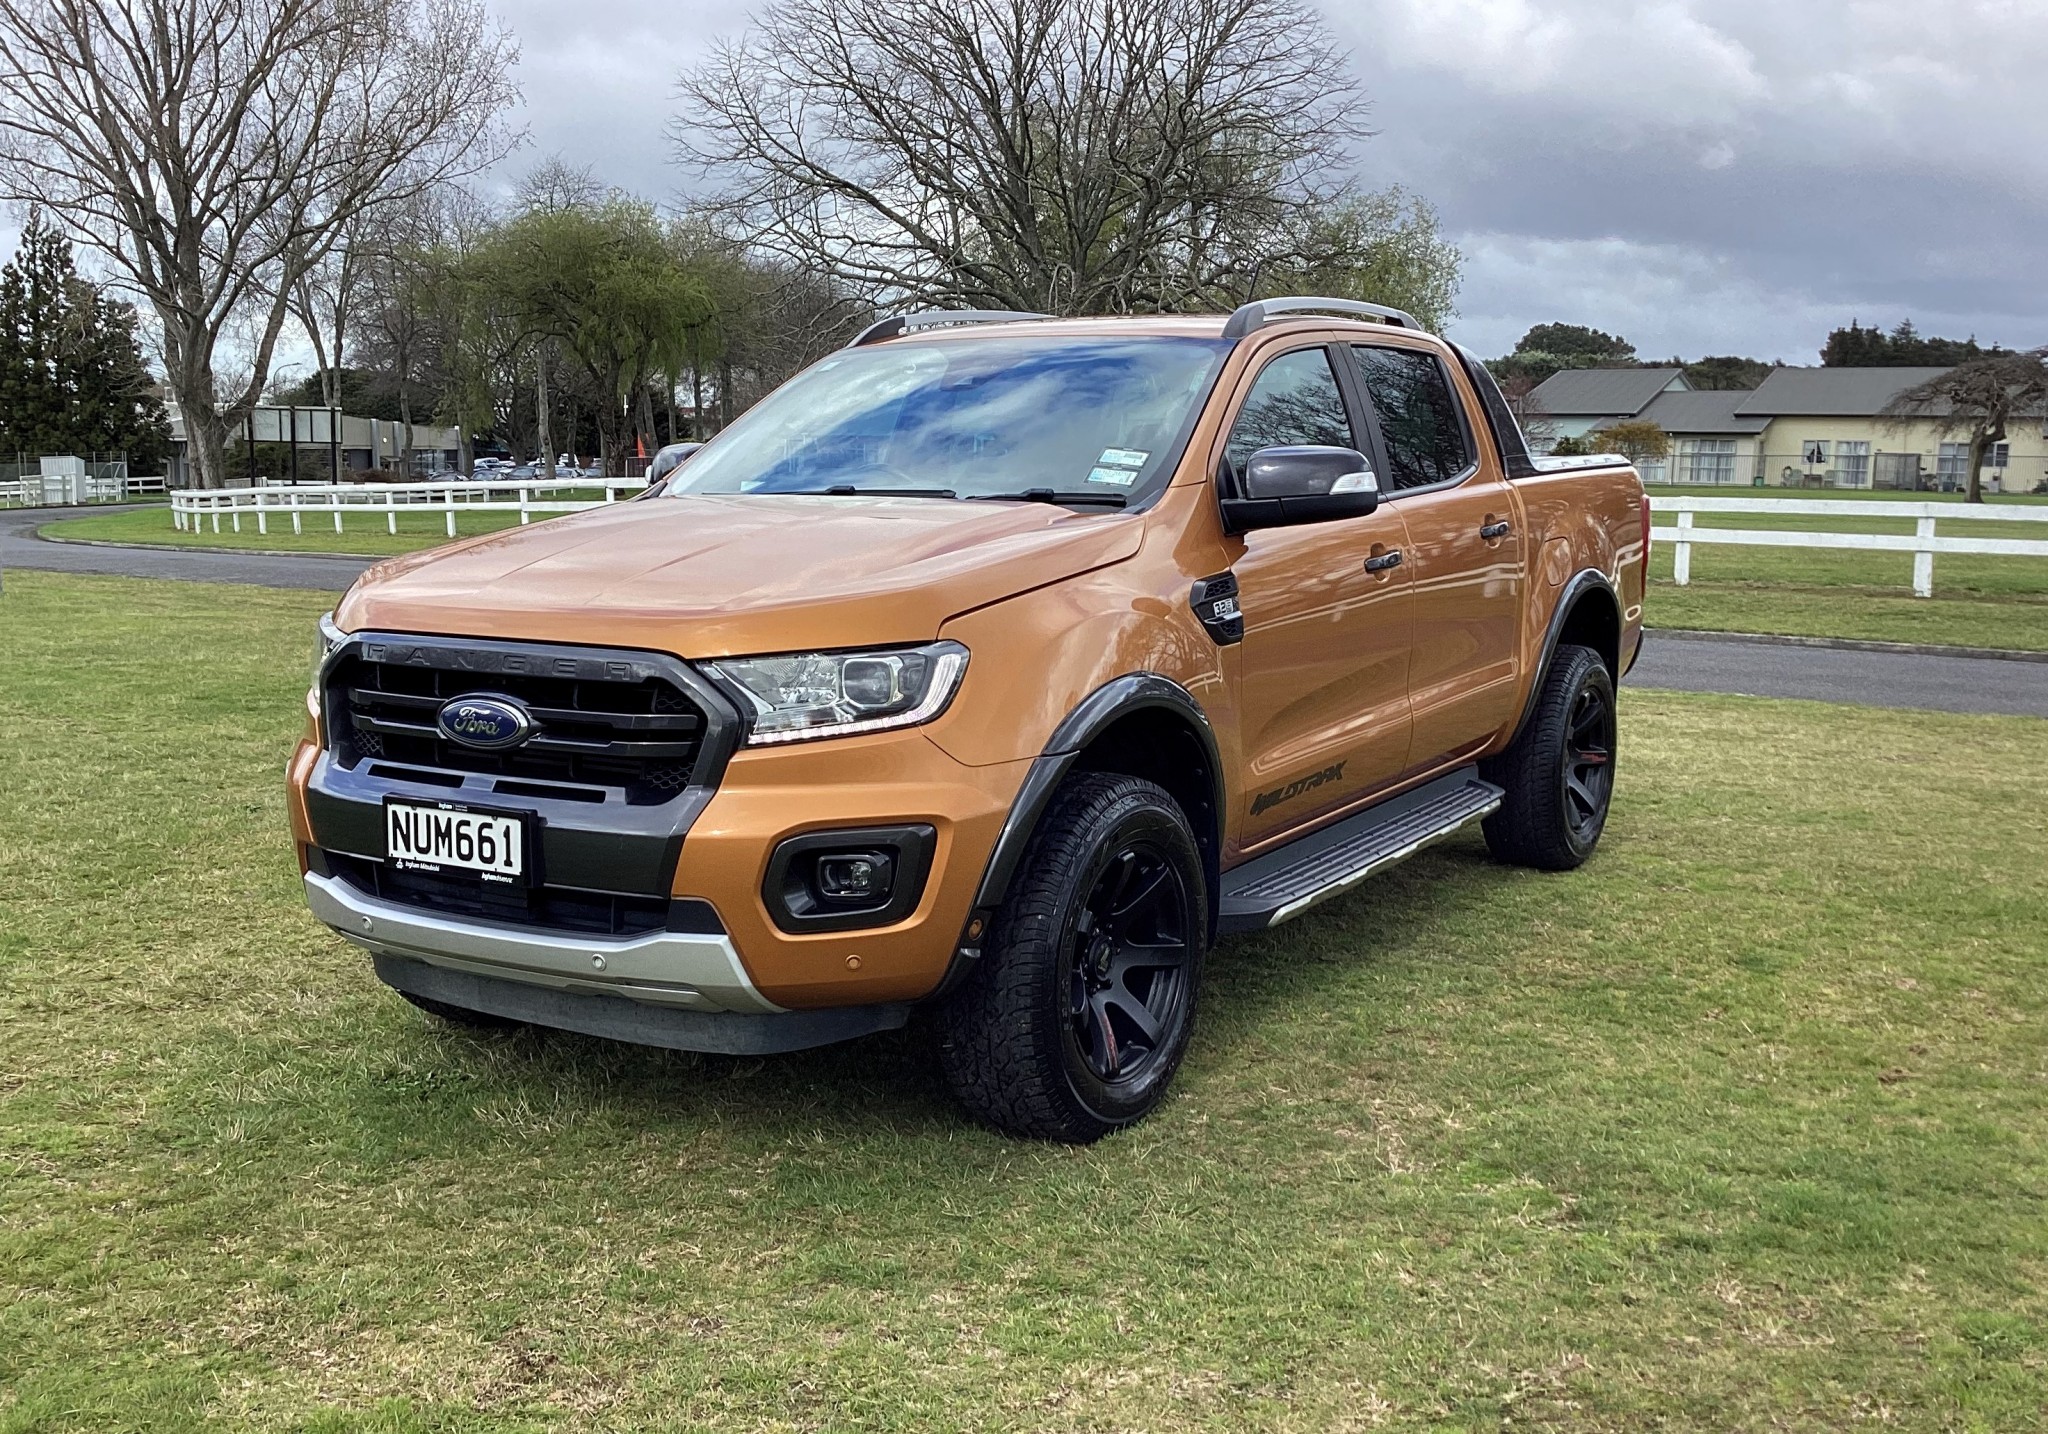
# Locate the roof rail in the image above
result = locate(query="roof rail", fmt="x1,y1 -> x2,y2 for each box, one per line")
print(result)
848,309 -> 1052,348
1220,296 -> 1422,340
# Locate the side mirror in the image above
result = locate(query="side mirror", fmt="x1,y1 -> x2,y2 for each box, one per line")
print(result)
642,441 -> 704,495
1219,445 -> 1381,533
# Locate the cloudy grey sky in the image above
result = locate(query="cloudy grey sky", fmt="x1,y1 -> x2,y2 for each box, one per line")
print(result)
489,0 -> 2047,363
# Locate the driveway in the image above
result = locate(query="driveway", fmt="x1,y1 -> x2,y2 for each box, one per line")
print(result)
0,504 -> 377,592
1623,631 -> 2048,719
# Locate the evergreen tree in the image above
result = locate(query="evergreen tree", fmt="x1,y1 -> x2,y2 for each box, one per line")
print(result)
0,207 -> 170,465
1488,323 -> 1639,387
1822,319 -> 2004,367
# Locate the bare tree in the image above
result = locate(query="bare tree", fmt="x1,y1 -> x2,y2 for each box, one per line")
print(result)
676,0 -> 1382,315
1882,352 -> 2048,503
288,209 -> 377,410
0,0 -> 520,485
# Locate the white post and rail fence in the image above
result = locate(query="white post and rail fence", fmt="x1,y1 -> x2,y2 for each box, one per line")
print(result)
1651,497 -> 2048,599
169,477 -> 647,539
142,489 -> 2048,599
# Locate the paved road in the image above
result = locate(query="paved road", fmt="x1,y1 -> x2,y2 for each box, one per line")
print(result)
1624,632 -> 2048,717
7,506 -> 2047,718
0,504 -> 376,591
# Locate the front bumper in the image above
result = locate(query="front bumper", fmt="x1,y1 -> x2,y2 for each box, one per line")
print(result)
305,869 -> 777,1013
292,629 -> 1030,1017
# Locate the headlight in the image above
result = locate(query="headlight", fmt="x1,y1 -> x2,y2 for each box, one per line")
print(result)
706,641 -> 969,745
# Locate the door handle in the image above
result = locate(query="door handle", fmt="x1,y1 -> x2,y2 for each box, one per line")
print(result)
1363,549 -> 1403,573
1480,519 -> 1512,540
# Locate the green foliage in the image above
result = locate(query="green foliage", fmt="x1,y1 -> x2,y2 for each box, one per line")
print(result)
494,199 -> 711,392
1495,332 -> 1775,395
1823,319 -> 2005,367
1519,322 -> 1636,364
1678,354 -> 1775,390
1488,323 -> 1639,387
1548,433 -> 1597,456
1257,186 -> 1462,331
425,195 -> 766,464
1601,418 -> 1671,462
0,208 -> 170,465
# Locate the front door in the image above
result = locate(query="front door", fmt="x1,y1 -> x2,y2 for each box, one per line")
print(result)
1225,344 -> 1416,850
1349,342 -> 1526,766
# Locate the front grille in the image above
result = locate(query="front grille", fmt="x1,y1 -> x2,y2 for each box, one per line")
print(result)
328,648 -> 706,805
325,851 -> 672,937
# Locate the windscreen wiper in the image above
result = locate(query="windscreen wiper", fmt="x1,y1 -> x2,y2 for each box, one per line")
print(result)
970,489 -> 1128,508
820,485 -> 959,498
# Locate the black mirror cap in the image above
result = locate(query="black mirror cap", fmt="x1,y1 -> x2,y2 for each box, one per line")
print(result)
1243,445 -> 1376,499
1223,445 -> 1381,532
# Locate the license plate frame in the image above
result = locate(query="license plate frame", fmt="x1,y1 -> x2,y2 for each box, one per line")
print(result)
382,796 -> 538,886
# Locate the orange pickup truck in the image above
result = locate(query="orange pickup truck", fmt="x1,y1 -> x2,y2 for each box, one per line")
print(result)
290,298 -> 1647,1141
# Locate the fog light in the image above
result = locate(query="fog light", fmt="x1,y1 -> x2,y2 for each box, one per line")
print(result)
763,825 -> 935,933
816,851 -> 893,902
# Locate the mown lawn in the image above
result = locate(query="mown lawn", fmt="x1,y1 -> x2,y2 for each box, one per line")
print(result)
1647,582 -> 2048,652
4,573 -> 2047,1432
1641,486 -> 2048,648
41,504 -> 580,556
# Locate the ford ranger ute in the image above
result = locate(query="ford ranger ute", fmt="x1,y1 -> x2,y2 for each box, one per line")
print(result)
290,297 -> 1647,1142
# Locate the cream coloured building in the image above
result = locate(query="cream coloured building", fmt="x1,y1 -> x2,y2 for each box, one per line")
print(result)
1527,365 -> 2048,492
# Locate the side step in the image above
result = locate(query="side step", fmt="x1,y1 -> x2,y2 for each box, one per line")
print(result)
1217,767 -> 1503,935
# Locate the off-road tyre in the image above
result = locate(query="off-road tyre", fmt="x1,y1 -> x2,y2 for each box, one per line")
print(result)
938,773 -> 1207,1142
1481,643 -> 1617,871
398,990 -> 525,1031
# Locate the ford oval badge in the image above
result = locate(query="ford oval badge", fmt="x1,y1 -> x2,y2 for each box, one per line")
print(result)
436,694 -> 535,750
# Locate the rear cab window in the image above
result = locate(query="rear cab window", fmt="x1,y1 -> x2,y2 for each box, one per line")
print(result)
1351,345 -> 1476,493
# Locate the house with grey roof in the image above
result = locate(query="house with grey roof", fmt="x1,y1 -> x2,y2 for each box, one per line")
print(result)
1733,368 -> 2046,492
1526,366 -> 1768,483
1595,390 -> 1770,485
1523,368 -> 1690,453
1523,364 -> 2048,492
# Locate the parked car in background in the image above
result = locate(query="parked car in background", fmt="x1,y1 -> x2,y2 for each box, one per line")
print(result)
292,299 -> 1648,1142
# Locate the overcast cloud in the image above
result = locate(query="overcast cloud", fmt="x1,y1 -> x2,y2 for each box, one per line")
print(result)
485,0 -> 2046,362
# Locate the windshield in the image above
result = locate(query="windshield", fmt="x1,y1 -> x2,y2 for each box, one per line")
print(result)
666,335 -> 1230,503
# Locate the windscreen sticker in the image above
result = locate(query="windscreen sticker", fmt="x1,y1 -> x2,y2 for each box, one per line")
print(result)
1098,447 -> 1149,469
1087,466 -> 1139,487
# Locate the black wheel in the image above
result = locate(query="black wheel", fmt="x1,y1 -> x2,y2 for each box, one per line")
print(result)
938,773 -> 1206,1142
1481,643 -> 1616,871
398,990 -> 524,1031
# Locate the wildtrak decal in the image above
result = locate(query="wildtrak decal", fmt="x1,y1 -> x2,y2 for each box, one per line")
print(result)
1250,761 -> 1346,817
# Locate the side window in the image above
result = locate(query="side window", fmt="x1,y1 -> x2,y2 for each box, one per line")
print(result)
1352,346 -> 1474,491
1223,348 -> 1354,476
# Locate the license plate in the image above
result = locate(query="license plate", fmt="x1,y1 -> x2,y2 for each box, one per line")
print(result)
385,799 -> 528,883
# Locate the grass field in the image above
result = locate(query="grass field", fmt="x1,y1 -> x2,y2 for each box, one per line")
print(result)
3,570 -> 2045,1431
1642,490 -> 2048,650
41,504 -> 552,556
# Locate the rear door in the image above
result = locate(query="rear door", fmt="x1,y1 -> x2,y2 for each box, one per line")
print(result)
1224,342 -> 1416,849
1346,342 -> 1526,768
